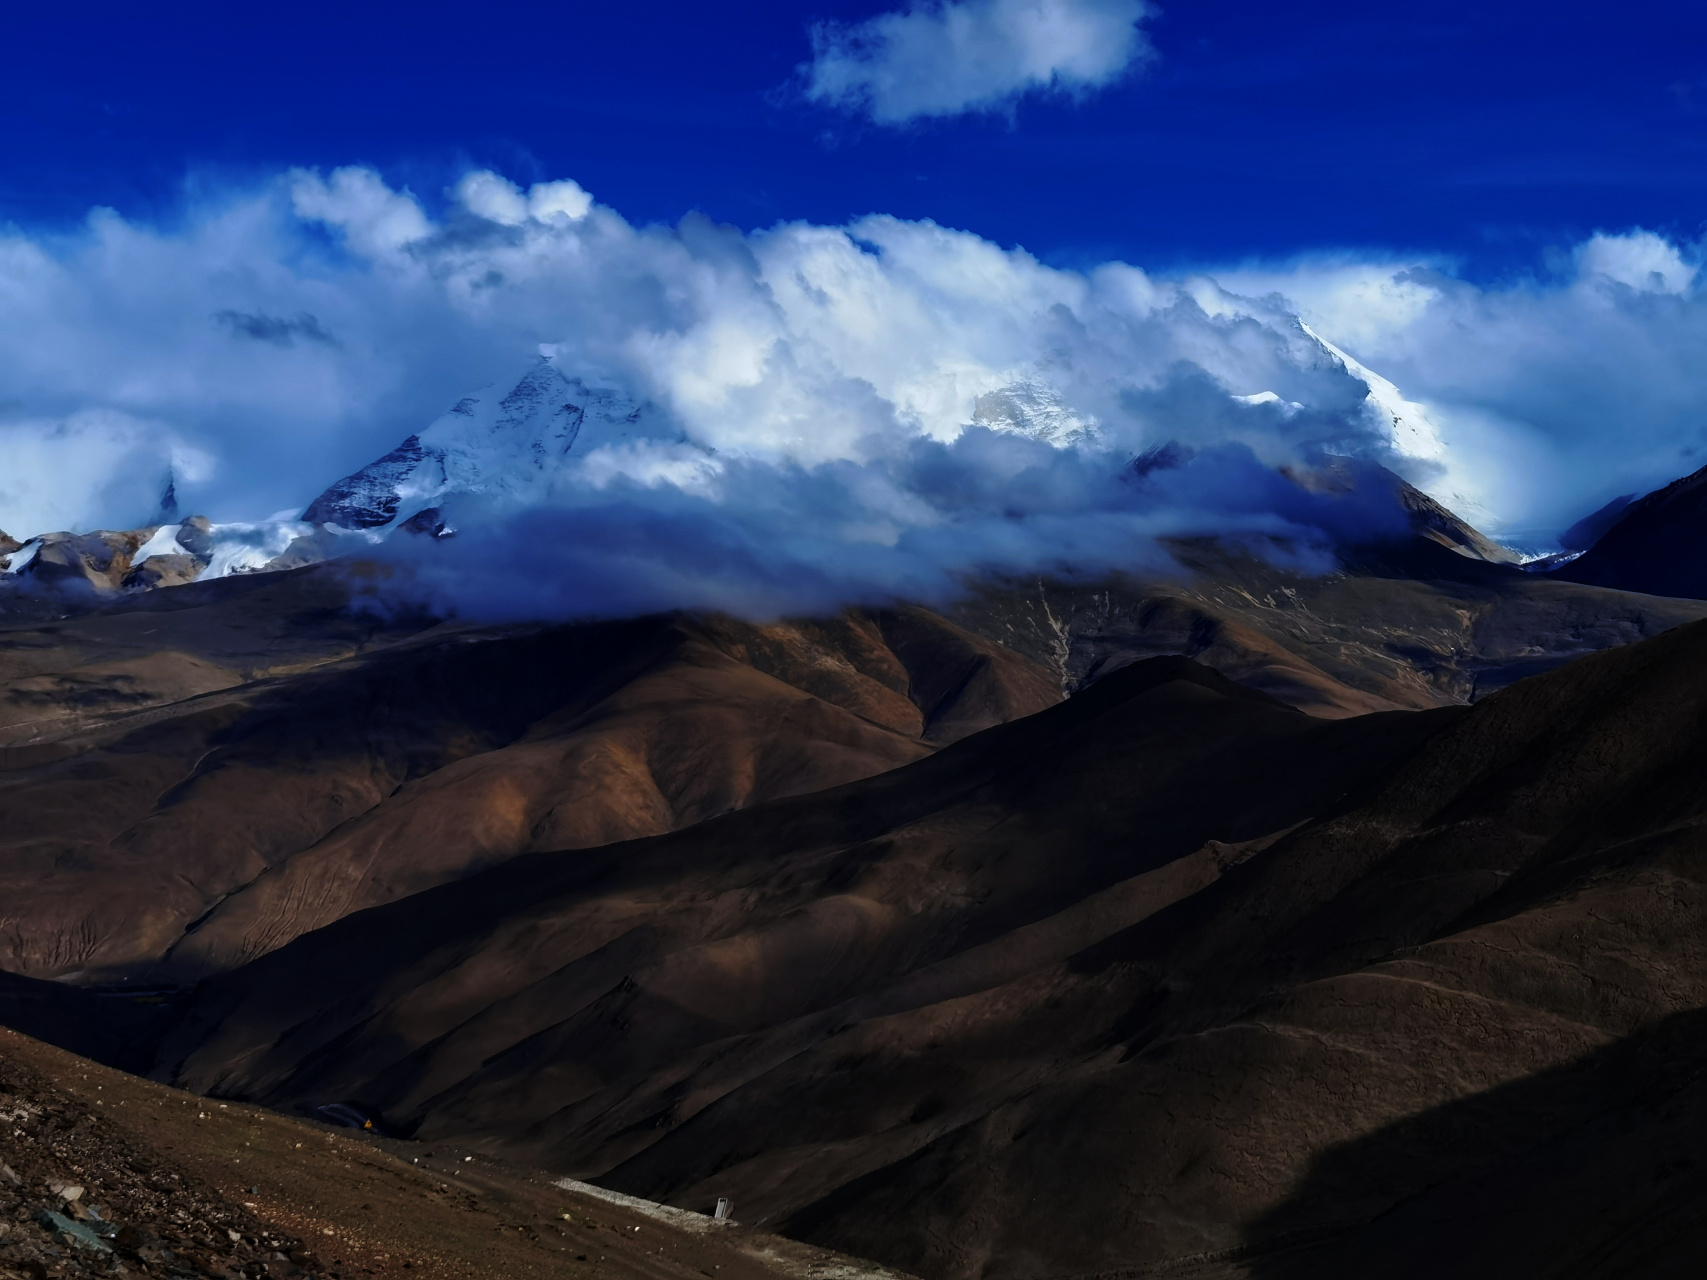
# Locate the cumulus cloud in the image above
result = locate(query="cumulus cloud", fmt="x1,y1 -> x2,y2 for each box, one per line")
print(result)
0,409 -> 211,541
2,165 -> 1706,615
1574,230 -> 1697,294
452,171 -> 594,225
1218,231 -> 1707,541
801,0 -> 1155,124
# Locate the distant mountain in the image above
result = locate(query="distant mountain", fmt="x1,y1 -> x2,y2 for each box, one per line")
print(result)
2,351 -> 1515,605
1560,492 -> 1636,551
0,515 -> 322,602
1550,460 -> 1707,598
1138,445 -> 1522,569
302,363 -> 661,531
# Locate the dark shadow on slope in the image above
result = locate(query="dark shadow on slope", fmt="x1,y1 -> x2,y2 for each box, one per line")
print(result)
0,969 -> 181,1073
1242,1004 -> 1707,1280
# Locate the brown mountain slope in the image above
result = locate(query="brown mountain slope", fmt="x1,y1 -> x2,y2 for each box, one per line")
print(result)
758,614 -> 1707,1278
0,564 -> 438,751
0,577 -> 1057,982
147,660 -> 1453,1204
10,529 -> 1694,985
952,535 -> 1707,715
141,617 -> 1707,1280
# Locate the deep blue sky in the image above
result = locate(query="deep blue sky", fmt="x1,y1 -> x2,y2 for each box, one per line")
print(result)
5,0 -> 1707,276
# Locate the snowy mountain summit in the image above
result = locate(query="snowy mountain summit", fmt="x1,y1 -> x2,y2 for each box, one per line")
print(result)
302,363 -> 656,531
971,377 -> 1098,447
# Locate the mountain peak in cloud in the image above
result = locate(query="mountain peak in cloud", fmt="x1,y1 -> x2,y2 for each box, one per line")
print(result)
301,362 -> 662,532
802,0 -> 1155,125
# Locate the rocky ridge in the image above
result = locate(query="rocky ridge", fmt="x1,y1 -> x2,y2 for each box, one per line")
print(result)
1549,458 -> 1707,598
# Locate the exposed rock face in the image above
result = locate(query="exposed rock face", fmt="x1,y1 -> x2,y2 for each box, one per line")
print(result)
174,515 -> 213,558
0,514 -> 335,600
1394,472 -> 1523,563
1550,459 -> 1707,598
949,537 -> 1707,716
25,530 -> 158,592
120,553 -> 203,591
147,617 -> 1707,1280
301,435 -> 431,528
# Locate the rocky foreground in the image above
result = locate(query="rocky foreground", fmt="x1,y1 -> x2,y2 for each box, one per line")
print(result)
0,1032 -> 319,1279
0,1028 -> 893,1280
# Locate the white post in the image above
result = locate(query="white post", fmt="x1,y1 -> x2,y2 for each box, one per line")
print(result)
714,1198 -> 732,1221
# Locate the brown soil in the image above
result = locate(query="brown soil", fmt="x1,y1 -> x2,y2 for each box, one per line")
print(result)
0,1027 -> 905,1280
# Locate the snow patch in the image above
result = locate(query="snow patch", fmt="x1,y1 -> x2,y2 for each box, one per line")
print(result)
1,539 -> 40,575
131,524 -> 189,565
198,520 -> 317,579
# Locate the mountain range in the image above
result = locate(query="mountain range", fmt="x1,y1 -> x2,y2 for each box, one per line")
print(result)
7,356 -> 1707,1278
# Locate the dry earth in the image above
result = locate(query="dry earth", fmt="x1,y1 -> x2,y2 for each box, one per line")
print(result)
0,1027 -> 908,1280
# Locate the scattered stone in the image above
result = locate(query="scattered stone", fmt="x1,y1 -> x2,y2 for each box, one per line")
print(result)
1,1051 -> 322,1278
32,1207 -> 110,1253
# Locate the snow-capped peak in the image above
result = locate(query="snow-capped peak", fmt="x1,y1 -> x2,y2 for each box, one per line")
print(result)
302,361 -> 661,531
1299,321 -> 1448,465
970,376 -> 1099,446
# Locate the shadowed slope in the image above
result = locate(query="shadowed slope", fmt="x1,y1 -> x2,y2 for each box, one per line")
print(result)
757,615 -> 1707,1279
1551,459 -> 1707,599
149,659 -> 1453,1224
144,612 -> 1707,1280
953,536 -> 1707,715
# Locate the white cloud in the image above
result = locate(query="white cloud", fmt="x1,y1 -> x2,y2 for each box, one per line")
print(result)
802,0 -> 1155,125
0,409 -> 210,539
3,163 -> 1707,605
452,171 -> 594,226
1225,245 -> 1707,541
289,167 -> 432,255
1574,230 -> 1697,294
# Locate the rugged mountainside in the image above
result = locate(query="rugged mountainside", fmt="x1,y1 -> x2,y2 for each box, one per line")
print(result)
9,359 -> 1707,1277
141,616 -> 1707,1280
0,566 -> 1056,982
2,533 -> 1700,986
0,514 -> 332,600
150,659 -> 1454,1179
1550,459 -> 1707,598
952,537 -> 1706,716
